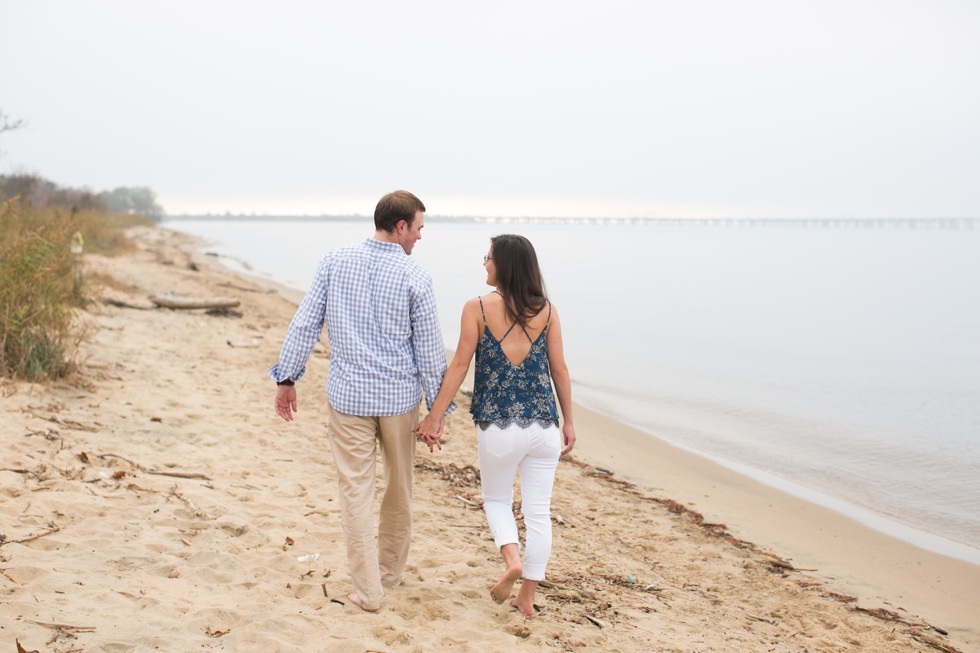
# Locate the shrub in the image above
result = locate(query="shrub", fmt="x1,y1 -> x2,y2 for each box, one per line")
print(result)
0,200 -> 82,380
0,196 -> 155,381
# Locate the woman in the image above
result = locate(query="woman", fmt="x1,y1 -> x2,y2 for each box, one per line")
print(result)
415,234 -> 576,616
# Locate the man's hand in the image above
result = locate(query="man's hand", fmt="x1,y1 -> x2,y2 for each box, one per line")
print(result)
274,384 -> 298,421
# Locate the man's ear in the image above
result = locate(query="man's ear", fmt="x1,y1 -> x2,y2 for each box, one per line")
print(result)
395,219 -> 408,234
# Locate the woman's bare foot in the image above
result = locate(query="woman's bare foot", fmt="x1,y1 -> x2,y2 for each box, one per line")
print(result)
347,593 -> 379,613
491,543 -> 522,603
489,565 -> 522,603
510,578 -> 540,616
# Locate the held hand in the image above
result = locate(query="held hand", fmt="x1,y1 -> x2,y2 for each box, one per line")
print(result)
422,435 -> 441,453
414,415 -> 444,452
415,432 -> 442,453
274,385 -> 298,421
560,423 -> 576,456
413,414 -> 441,439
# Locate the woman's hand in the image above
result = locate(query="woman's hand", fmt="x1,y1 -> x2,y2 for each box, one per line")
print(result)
413,414 -> 444,452
560,423 -> 576,456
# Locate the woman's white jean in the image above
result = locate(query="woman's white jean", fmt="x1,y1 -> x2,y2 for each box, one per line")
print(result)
477,421 -> 560,581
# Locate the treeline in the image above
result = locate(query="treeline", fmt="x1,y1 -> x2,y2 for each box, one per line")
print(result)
0,173 -> 164,218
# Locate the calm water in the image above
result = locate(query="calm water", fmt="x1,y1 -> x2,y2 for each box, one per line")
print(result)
163,217 -> 980,562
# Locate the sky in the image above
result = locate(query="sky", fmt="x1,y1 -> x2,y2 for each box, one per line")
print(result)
2,0 -> 979,219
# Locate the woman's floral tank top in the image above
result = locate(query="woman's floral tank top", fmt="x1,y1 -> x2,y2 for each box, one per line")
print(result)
469,295 -> 559,430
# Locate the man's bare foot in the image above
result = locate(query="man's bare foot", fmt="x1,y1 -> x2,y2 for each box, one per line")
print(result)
489,565 -> 522,604
382,573 -> 408,588
348,593 -> 379,613
509,597 -> 538,617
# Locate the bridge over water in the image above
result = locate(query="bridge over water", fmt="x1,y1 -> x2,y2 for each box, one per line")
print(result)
467,216 -> 979,229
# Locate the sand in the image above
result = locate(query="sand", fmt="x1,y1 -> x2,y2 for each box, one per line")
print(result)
1,224 -> 977,653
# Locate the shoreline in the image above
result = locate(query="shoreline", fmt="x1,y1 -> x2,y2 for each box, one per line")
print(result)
202,238 -> 980,645
573,396 -> 980,565
4,224 -> 975,652
571,403 -> 980,641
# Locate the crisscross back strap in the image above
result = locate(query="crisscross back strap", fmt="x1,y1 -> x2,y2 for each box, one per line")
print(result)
481,294 -> 551,344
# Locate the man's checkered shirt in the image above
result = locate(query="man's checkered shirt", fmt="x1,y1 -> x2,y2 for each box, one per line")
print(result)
269,238 -> 452,417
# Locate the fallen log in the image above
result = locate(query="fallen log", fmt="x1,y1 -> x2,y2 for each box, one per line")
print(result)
103,296 -> 156,310
149,295 -> 240,309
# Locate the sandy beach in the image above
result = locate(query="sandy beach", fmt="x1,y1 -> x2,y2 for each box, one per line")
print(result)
2,224 -> 977,653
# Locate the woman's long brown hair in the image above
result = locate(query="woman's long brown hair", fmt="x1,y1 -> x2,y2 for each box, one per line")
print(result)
490,234 -> 548,328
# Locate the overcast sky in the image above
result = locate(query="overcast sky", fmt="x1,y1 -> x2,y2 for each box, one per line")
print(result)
2,1 -> 978,218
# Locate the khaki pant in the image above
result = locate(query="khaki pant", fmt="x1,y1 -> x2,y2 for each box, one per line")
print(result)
326,402 -> 419,610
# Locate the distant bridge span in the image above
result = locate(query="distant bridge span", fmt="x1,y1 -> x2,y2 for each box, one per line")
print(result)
468,216 -> 979,229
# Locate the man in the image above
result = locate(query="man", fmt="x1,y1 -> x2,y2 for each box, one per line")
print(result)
269,190 -> 453,612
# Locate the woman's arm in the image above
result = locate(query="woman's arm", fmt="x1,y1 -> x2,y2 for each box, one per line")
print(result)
415,298 -> 482,442
546,306 -> 576,456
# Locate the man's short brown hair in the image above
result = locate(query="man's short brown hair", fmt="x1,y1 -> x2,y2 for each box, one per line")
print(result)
374,190 -> 426,233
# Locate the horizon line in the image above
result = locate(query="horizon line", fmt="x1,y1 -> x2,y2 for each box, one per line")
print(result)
160,214 -> 980,222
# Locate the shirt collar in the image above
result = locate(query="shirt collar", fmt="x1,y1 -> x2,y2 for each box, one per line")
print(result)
366,237 -> 406,255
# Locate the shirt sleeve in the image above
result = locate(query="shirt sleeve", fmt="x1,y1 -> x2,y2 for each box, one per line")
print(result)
410,272 -> 456,415
268,255 -> 329,384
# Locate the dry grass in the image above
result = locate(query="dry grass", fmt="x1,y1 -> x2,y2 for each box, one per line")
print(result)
0,198 -> 153,381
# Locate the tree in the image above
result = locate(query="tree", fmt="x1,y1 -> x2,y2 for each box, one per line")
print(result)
0,109 -> 25,156
107,186 -> 163,217
0,109 -> 24,135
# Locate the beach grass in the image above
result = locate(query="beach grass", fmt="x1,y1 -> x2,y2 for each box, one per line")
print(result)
0,198 -> 152,381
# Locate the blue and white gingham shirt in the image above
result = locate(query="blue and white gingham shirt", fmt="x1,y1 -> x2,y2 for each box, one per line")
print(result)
269,238 -> 453,417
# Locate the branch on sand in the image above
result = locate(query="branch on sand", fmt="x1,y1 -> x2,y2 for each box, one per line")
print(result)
0,525 -> 61,548
149,295 -> 240,310
97,453 -> 212,481
102,296 -> 155,310
25,619 -> 96,632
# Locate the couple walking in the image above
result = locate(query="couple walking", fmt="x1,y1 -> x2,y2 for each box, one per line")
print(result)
269,190 -> 576,615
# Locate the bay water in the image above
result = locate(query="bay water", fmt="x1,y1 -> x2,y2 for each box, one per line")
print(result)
162,217 -> 980,564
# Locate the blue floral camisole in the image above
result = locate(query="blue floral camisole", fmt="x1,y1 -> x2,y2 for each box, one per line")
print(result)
469,294 -> 559,430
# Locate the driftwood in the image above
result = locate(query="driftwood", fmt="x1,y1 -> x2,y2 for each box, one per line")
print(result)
103,296 -> 156,310
148,295 -> 240,310
97,453 -> 212,481
25,619 -> 97,632
0,526 -> 61,547
149,470 -> 212,480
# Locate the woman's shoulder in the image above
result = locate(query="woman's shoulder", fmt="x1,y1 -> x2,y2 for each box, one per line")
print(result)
461,295 -> 487,318
472,292 -> 504,307
534,298 -> 555,320
466,292 -> 500,306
